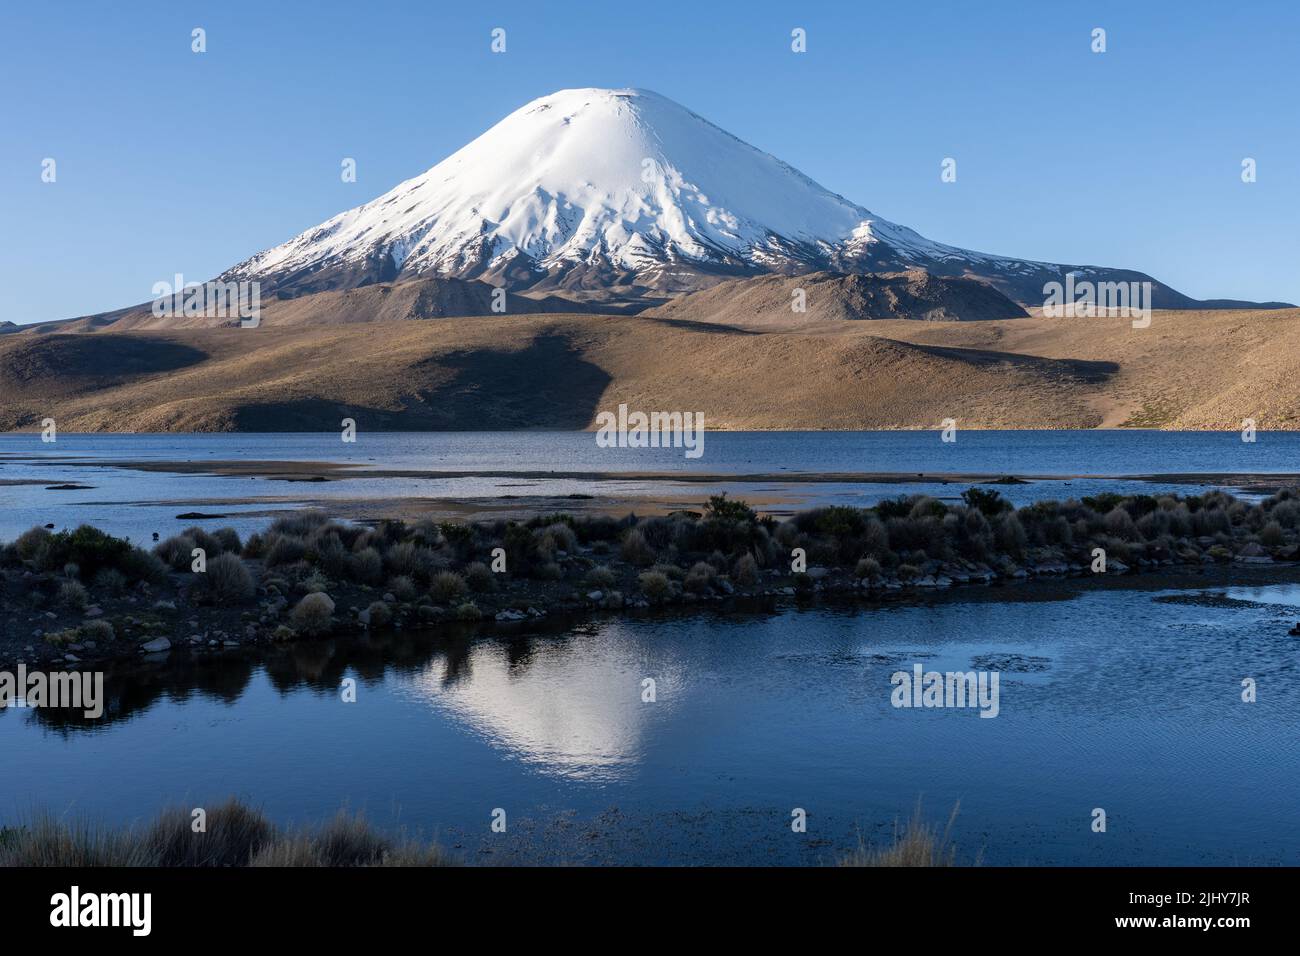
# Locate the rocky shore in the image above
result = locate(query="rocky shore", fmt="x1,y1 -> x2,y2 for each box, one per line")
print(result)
3,487 -> 1299,672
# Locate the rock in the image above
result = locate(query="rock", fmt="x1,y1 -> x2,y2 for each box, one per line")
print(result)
587,590 -> 604,602
152,600 -> 177,611
383,592 -> 397,603
1234,548 -> 1273,564
140,637 -> 172,653
84,605 -> 103,617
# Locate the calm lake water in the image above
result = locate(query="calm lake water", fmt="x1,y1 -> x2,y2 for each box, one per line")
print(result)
3,570 -> 1298,866
3,431 -> 1297,865
1,430 -> 1293,543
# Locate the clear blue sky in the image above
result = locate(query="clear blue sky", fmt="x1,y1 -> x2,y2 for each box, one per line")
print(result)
2,0 -> 1297,323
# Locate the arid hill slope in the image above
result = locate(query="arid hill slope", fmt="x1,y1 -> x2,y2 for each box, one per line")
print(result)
22,276 -> 593,334
1,308 -> 1298,431
643,270 -> 1029,329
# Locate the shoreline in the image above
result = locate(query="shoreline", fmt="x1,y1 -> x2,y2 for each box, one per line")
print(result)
7,560 -> 1294,678
8,448 -> 1300,490
4,485 -> 1300,675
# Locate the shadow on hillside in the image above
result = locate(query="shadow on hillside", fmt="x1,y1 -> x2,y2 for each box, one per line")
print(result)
229,333 -> 610,430
411,333 -> 612,428
638,316 -> 763,336
904,342 -> 1119,384
0,334 -> 208,386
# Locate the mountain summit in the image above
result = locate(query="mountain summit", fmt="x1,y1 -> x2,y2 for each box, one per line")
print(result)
222,88 -> 1284,310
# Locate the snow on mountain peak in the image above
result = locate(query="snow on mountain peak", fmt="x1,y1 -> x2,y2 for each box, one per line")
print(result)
229,87 -> 938,290
226,87 -> 1212,308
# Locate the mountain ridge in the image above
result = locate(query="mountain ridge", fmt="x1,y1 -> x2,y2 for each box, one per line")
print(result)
216,87 -> 1291,312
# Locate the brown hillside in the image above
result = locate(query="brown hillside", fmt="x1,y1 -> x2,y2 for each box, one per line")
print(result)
643,270 -> 1029,331
2,306 -> 1299,431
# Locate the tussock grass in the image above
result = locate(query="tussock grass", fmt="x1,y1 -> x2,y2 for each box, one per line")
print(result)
638,569 -> 671,600
290,592 -> 335,636
193,552 -> 255,604
0,799 -> 455,868
155,534 -> 197,570
840,802 -> 971,867
429,570 -> 467,602
7,486 -> 1300,645
56,579 -> 88,610
0,816 -> 150,867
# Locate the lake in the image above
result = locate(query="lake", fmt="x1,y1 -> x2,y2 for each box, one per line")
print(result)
3,430 -> 1297,866
3,569 -> 1298,866
1,430 -> 1294,543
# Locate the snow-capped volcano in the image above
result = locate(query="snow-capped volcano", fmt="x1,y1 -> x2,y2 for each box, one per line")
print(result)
221,88 -> 1273,309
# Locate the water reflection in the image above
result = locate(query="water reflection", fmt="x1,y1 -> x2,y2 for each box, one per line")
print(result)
4,571 -> 1300,865
400,622 -> 687,781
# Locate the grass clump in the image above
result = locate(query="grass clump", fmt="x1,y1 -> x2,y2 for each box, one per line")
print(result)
638,570 -> 671,601
155,534 -> 197,571
464,561 -> 495,593
585,565 -> 617,589
387,575 -> 418,602
840,803 -> 968,867
79,619 -> 116,643
454,602 -> 481,621
683,561 -> 715,593
0,799 -> 455,867
733,553 -> 759,585
429,570 -> 467,603
193,552 -> 255,605
619,528 -> 656,567
57,580 -> 88,610
291,592 -> 335,636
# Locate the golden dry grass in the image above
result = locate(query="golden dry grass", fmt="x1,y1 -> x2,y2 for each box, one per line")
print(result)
3,305 -> 1299,431
0,799 -> 455,867
840,802 -> 971,867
